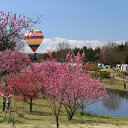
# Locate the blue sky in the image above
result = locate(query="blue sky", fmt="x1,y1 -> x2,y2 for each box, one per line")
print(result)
0,0 -> 128,53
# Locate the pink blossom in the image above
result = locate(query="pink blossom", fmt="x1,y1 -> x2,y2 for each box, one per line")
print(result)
0,49 -> 30,74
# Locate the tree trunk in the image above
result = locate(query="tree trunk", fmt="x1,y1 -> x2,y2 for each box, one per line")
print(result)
55,115 -> 59,128
33,53 -> 37,62
67,112 -> 74,120
30,98 -> 33,112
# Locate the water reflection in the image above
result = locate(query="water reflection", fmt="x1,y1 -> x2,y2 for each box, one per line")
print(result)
83,88 -> 128,117
103,89 -> 121,111
106,88 -> 128,99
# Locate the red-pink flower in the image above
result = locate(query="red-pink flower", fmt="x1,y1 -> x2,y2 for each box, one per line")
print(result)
0,49 -> 30,74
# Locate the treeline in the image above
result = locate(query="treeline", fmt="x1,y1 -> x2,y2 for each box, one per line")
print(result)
33,42 -> 128,65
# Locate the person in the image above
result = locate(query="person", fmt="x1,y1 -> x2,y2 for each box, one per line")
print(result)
1,83 -> 12,111
110,73 -> 115,79
1,93 -> 7,111
6,94 -> 12,110
123,77 -> 127,89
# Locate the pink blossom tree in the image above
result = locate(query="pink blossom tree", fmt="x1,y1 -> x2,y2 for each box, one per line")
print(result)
7,71 -> 43,112
40,61 -> 107,121
0,11 -> 41,51
62,72 -> 106,120
0,49 -> 31,114
29,52 -> 107,128
0,49 -> 30,76
125,76 -> 128,83
4,51 -> 107,128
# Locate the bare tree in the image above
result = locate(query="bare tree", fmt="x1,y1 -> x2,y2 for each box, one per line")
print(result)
55,42 -> 70,62
56,42 -> 70,51
100,42 -> 120,66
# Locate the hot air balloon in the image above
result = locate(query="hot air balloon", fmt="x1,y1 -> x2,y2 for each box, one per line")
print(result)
24,30 -> 44,52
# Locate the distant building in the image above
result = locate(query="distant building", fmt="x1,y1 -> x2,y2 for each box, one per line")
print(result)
98,63 -> 104,67
116,64 -> 128,71
98,63 -> 110,69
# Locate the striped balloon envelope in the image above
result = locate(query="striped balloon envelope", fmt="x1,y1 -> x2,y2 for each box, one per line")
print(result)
24,30 -> 44,52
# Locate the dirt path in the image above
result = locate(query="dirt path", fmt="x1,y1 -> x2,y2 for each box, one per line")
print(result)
115,76 -> 123,81
0,123 -> 128,128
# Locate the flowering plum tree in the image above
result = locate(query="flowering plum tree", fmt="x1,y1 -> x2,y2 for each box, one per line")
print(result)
0,11 -> 41,51
5,51 -> 107,128
29,51 -> 107,128
0,49 -> 30,76
62,72 -> 106,120
7,71 -> 42,112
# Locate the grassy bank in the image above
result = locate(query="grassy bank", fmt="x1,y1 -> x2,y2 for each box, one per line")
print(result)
103,78 -> 128,91
0,98 -> 128,128
0,69 -> 128,128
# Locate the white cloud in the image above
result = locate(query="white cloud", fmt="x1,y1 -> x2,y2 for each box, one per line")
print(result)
67,40 -> 103,48
24,37 -> 125,53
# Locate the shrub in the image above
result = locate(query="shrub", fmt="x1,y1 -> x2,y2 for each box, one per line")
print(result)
85,63 -> 101,71
122,71 -> 128,76
100,71 -> 110,79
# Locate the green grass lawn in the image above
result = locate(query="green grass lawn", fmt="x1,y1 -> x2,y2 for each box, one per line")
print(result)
103,78 -> 128,91
0,97 -> 128,128
0,69 -> 128,128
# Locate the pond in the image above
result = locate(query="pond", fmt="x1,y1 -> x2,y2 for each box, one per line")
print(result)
81,88 -> 128,117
